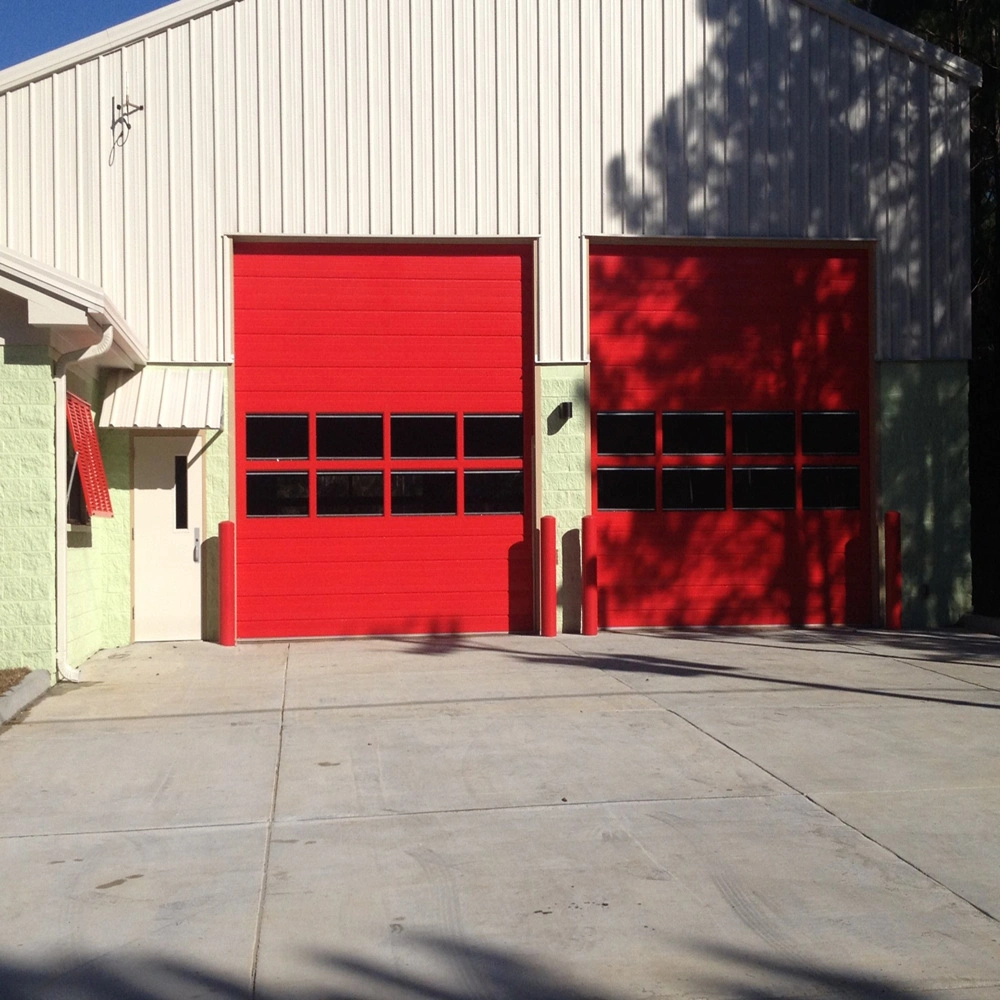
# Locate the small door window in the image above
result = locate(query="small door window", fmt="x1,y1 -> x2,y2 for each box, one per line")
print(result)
317,415 -> 383,459
246,472 -> 309,517
464,415 -> 523,458
597,412 -> 656,456
732,467 -> 795,509
802,412 -> 860,455
391,415 -> 456,458
732,412 -> 795,455
662,412 -> 726,455
175,456 -> 189,529
317,472 -> 384,515
246,415 -> 309,460
465,471 -> 523,514
662,468 -> 726,510
802,467 -> 861,509
391,471 -> 457,514
597,468 -> 656,511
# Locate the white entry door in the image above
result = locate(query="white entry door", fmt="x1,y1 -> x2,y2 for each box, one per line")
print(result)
133,434 -> 204,641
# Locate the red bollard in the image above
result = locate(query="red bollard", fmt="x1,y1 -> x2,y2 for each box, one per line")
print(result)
219,520 -> 236,646
885,510 -> 902,630
540,515 -> 557,637
581,515 -> 598,635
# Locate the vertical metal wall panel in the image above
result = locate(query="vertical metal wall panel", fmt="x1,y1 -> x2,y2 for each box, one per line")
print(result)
29,79 -> 55,265
278,0 -> 305,234
766,0 -> 790,235
52,71 -> 79,274
388,0 -> 414,234
367,0 -> 392,235
121,41 -> 148,338
257,0 -> 282,234
6,88 -> 30,255
453,0 -> 477,234
234,0 -> 261,233
190,16 -> 217,360
300,1 -> 326,234
324,0 -> 349,233
0,0 -> 977,363
516,0 -> 539,237
213,5 -> 239,360
167,28 -> 194,362
495,0 -> 520,235
474,0 -> 499,235
144,33 -> 170,360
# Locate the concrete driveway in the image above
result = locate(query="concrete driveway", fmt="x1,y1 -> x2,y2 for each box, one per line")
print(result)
1,628 -> 999,999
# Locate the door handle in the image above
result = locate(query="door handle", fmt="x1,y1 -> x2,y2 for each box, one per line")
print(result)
194,528 -> 201,563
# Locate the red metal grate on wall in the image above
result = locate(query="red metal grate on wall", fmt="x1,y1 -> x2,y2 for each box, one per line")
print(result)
66,392 -> 113,517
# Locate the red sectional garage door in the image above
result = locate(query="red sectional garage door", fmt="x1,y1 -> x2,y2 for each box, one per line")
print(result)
234,242 -> 533,638
590,243 -> 872,627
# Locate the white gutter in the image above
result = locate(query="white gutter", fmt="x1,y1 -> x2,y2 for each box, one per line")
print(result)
53,322 -> 115,683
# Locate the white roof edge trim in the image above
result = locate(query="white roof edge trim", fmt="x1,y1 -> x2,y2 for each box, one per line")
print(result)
0,247 -> 146,366
0,0 -> 239,93
799,0 -> 981,86
0,0 -> 981,93
100,366 -> 226,429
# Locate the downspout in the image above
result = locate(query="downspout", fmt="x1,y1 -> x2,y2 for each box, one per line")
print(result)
53,321 -> 114,683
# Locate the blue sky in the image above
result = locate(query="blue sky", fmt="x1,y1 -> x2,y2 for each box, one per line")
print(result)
0,1 -> 174,71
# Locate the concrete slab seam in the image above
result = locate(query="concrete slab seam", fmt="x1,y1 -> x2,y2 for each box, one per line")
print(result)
667,706 -> 1000,929
0,669 -> 51,726
250,642 -> 290,997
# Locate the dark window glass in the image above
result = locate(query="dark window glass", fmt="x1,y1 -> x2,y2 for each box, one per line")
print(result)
597,468 -> 656,511
662,412 -> 726,454
246,414 -> 309,459
732,412 -> 795,455
246,472 -> 309,517
662,468 -> 726,510
597,412 -> 655,455
464,415 -> 523,458
66,431 -> 89,526
317,415 -> 383,459
732,467 -> 796,509
175,455 -> 189,529
391,415 -> 456,458
391,472 -> 457,514
317,472 -> 384,515
802,411 -> 860,455
802,467 -> 861,509
465,471 -> 524,514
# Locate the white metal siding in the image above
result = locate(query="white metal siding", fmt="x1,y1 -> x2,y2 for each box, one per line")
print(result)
0,0 -> 977,363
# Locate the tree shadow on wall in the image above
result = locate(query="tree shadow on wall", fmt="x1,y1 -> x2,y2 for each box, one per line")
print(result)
599,0 -> 969,627
0,935 -> 945,999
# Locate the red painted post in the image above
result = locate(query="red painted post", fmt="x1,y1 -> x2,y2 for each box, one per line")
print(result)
540,515 -> 557,637
581,515 -> 598,636
885,510 -> 902,631
219,520 -> 236,646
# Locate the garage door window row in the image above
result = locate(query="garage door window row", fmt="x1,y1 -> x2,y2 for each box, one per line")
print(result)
245,413 -> 524,517
596,410 -> 861,512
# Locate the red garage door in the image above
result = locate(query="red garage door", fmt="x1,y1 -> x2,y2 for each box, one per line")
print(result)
234,242 -> 534,638
590,243 -> 872,627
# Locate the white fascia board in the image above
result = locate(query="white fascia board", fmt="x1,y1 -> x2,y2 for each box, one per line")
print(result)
799,0 -> 981,86
0,247 -> 146,366
0,0 -> 237,93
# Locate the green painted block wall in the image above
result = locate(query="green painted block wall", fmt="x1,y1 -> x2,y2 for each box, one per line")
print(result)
538,366 -> 589,632
0,344 -> 56,674
880,362 -> 972,628
201,372 -> 230,643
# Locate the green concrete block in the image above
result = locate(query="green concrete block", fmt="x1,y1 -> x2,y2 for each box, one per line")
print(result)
880,362 -> 972,628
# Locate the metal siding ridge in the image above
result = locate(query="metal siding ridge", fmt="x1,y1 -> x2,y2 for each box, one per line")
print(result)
100,366 -> 225,429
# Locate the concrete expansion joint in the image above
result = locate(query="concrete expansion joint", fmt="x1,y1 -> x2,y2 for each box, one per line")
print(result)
250,642 -> 290,996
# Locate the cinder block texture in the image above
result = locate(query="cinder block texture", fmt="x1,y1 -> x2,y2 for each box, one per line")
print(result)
202,375 -> 230,643
539,367 -> 589,632
0,345 -> 56,674
880,362 -> 972,628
